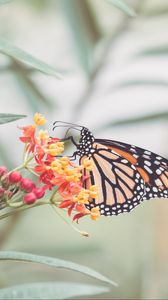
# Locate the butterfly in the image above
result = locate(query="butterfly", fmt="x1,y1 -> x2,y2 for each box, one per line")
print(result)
53,121 -> 168,216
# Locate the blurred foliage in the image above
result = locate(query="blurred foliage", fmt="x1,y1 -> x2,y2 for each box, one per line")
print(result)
0,0 -> 13,4
0,251 -> 116,285
98,111 -> 168,131
0,251 -> 114,299
0,282 -> 109,300
0,38 -> 62,78
106,0 -> 136,17
0,0 -> 168,299
0,113 -> 26,125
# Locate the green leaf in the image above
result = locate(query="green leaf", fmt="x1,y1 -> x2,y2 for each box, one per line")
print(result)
0,38 -> 62,78
0,0 -> 13,4
60,0 -> 99,76
0,113 -> 26,125
143,7 -> 168,17
113,79 -> 168,89
0,282 -> 109,300
99,111 -> 168,129
106,0 -> 136,17
0,251 -> 117,286
136,46 -> 168,57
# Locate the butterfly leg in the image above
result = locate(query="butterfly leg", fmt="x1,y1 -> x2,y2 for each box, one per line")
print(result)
55,152 -> 77,161
50,135 -> 78,160
50,135 -> 78,146
60,135 -> 78,147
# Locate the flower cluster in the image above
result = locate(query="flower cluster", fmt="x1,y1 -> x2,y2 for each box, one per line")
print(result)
0,168 -> 45,207
0,113 -> 100,231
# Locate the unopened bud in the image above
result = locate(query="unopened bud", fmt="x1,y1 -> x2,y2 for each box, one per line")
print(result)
33,187 -> 45,199
23,192 -> 37,205
20,178 -> 35,192
9,171 -> 22,184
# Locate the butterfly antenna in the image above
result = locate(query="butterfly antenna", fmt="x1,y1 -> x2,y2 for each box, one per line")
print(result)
53,120 -> 84,128
52,124 -> 81,132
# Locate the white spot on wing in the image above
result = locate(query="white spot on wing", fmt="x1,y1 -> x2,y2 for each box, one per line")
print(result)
144,165 -> 153,174
144,160 -> 151,167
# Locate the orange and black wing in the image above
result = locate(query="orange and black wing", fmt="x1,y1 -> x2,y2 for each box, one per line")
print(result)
96,139 -> 168,200
80,143 -> 146,216
80,140 -> 168,216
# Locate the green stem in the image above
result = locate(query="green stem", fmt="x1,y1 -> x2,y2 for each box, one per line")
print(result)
50,203 -> 89,237
25,155 -> 35,164
50,188 -> 59,203
0,201 -> 49,221
26,167 -> 39,177
6,164 -> 25,176
7,201 -> 24,208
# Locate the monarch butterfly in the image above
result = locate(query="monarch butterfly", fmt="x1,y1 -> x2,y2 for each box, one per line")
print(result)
53,121 -> 168,216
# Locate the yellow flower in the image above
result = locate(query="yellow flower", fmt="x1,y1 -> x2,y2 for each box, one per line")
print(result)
65,168 -> 82,182
89,185 -> 98,198
72,185 -> 98,205
73,189 -> 90,204
90,207 -> 100,221
48,142 -> 64,156
38,130 -> 49,142
34,113 -> 46,126
60,156 -> 70,167
51,160 -> 64,174
81,157 -> 93,171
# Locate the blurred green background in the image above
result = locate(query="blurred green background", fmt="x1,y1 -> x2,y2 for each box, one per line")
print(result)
1,0 -> 168,299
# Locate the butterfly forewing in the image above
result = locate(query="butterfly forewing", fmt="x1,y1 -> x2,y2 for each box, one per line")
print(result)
95,139 -> 168,202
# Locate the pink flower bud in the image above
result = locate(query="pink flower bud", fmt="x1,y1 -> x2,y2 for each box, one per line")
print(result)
9,171 -> 22,184
0,166 -> 7,177
20,178 -> 35,192
23,192 -> 37,205
0,187 -> 5,198
33,187 -> 45,199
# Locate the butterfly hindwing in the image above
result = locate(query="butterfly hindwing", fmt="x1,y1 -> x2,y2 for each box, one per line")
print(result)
80,143 -> 146,216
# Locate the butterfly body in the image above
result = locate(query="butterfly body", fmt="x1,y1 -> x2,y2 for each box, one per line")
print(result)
76,127 -> 95,157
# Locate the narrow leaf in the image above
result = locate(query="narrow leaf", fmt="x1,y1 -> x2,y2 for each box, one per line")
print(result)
106,0 -> 136,17
60,0 -> 95,75
0,251 -> 117,286
0,0 -> 13,4
113,79 -> 168,90
0,282 -> 109,300
0,38 -> 62,78
0,113 -> 26,125
144,8 -> 168,17
99,111 -> 168,129
136,46 -> 168,57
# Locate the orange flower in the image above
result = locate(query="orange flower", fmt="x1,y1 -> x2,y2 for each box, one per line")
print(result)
19,113 -> 100,224
72,205 -> 100,223
19,125 -> 36,153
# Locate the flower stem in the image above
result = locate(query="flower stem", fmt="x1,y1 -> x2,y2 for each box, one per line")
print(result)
0,201 -> 49,221
26,167 -> 39,177
50,203 -> 89,237
7,201 -> 24,208
6,164 -> 25,176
